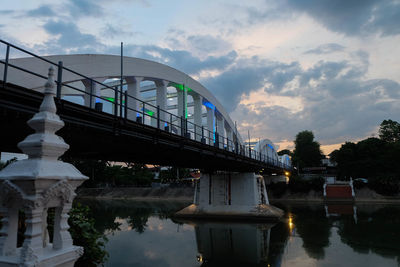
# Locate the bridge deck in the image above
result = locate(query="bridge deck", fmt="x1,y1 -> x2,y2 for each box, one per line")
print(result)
0,83 -> 286,173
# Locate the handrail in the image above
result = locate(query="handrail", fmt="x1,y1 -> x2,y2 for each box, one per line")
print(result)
0,39 -> 292,171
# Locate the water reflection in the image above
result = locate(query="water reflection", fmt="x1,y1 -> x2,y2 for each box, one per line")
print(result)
186,221 -> 274,266
79,199 -> 400,266
275,202 -> 400,266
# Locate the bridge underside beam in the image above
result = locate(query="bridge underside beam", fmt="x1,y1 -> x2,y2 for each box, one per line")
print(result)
0,83 -> 284,173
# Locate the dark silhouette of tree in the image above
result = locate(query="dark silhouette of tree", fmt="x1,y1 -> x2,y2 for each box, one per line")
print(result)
337,206 -> 400,262
292,131 -> 323,169
379,119 -> 400,143
291,205 -> 331,259
277,149 -> 291,156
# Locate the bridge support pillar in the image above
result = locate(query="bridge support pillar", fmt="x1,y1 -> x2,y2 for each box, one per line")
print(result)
206,107 -> 214,145
177,86 -> 187,132
193,94 -> 203,141
226,126 -> 233,151
176,172 -> 283,220
216,115 -> 224,149
0,67 -> 87,267
83,78 -> 104,108
126,76 -> 143,121
155,80 -> 168,129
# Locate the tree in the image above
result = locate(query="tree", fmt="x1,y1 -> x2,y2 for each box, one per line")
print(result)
292,130 -> 323,169
277,149 -> 291,156
379,119 -> 400,143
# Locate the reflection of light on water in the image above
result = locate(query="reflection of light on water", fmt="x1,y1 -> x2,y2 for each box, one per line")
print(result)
288,213 -> 296,238
288,216 -> 294,232
285,172 -> 290,184
197,254 -> 203,262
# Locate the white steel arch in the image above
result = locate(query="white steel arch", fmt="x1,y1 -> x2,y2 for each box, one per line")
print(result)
254,139 -> 279,163
4,54 -> 243,144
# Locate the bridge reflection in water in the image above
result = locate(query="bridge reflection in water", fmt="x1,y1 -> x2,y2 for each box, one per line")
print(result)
186,221 -> 274,267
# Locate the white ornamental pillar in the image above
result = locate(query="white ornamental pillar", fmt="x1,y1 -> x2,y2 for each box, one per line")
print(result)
0,67 -> 87,267
226,126 -> 233,151
206,106 -> 214,145
216,114 -> 225,149
193,94 -> 203,141
126,76 -> 143,121
83,78 -> 104,108
156,80 -> 168,129
177,87 -> 187,133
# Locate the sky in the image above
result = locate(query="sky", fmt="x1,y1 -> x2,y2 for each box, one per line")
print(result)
1,0 -> 400,154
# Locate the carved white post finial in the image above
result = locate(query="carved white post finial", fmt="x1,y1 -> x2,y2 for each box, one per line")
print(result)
17,66 -> 69,159
40,66 -> 57,114
0,65 -> 87,266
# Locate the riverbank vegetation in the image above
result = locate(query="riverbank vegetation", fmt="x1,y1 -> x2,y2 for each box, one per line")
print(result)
273,119 -> 400,197
62,159 -> 155,187
62,157 -> 192,188
330,119 -> 400,195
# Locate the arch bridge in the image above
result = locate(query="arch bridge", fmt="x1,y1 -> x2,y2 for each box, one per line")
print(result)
0,41 -> 292,262
0,40 -> 291,173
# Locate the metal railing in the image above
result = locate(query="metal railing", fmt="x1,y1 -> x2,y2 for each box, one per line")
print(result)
0,39 -> 291,171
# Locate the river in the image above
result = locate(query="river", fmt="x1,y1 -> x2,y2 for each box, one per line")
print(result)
80,199 -> 400,267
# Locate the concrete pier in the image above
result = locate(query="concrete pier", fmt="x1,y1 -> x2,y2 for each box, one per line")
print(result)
175,172 -> 283,221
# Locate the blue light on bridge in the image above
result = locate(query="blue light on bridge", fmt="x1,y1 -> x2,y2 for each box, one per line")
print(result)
203,101 -> 215,110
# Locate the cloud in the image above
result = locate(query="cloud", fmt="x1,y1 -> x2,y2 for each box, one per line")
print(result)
66,0 -> 104,17
304,43 -> 345,54
101,24 -> 140,39
110,44 -> 238,76
187,35 -> 232,54
202,57 -> 302,112
0,10 -> 15,15
38,20 -> 102,53
201,48 -> 399,147
284,0 -> 400,36
26,5 -> 56,17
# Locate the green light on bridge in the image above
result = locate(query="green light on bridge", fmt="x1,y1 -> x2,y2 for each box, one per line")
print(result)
105,97 -> 126,104
170,82 -> 192,92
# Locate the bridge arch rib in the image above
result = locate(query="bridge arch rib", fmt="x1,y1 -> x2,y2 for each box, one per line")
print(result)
5,54 -> 243,145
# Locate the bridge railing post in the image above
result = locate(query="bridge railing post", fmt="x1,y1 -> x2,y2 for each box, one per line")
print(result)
89,79 -> 94,109
56,61 -> 63,99
124,91 -> 128,120
119,85 -> 123,117
181,116 -> 184,136
142,102 -> 145,124
114,86 -> 118,116
157,105 -> 160,129
201,126 -> 206,143
169,113 -> 172,132
2,44 -> 10,89
185,118 -> 188,138
194,121 -> 197,140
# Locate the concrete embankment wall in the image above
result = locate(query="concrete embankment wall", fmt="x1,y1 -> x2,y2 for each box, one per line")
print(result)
268,187 -> 400,202
77,186 -> 400,203
77,187 -> 195,201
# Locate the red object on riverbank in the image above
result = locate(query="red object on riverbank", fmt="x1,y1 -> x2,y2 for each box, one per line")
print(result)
326,185 -> 353,199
